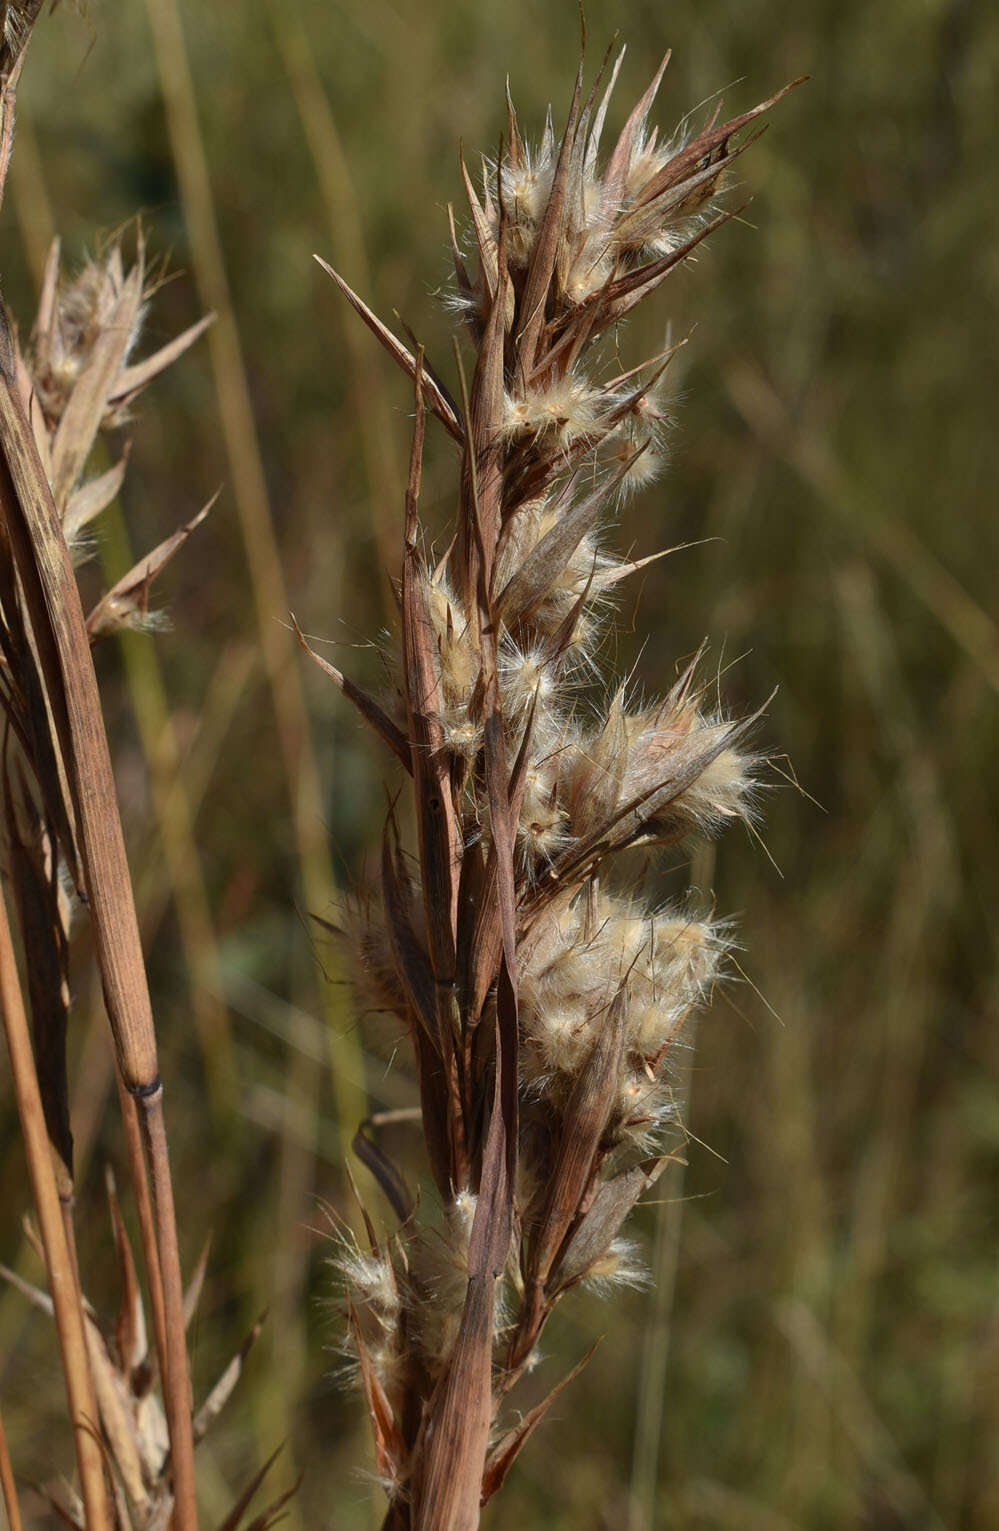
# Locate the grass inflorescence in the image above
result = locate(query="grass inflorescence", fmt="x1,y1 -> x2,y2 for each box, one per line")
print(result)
309,46 -> 800,1531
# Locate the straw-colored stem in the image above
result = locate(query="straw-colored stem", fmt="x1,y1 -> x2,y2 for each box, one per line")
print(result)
0,315 -> 198,1531
271,3 -> 402,592
627,1086 -> 693,1530
143,0 -> 366,1155
0,1403 -> 24,1531
7,96 -> 55,281
779,1302 -> 951,1531
101,499 -> 234,1116
724,361 -> 999,696
137,1087 -> 198,1526
13,90 -> 234,1121
129,642 -> 257,939
114,1067 -> 170,1385
0,879 -> 111,1531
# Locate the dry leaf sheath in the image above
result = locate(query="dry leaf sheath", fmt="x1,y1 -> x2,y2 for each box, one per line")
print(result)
0,223 -> 291,1524
0,212 -> 241,1525
311,49 -> 799,1531
0,7 -> 288,1520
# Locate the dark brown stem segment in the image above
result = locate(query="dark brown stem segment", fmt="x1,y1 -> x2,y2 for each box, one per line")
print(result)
412,1273 -> 497,1530
115,1069 -> 171,1384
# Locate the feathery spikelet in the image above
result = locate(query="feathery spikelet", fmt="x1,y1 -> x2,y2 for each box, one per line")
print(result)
311,46 -> 800,1530
21,231 -> 214,578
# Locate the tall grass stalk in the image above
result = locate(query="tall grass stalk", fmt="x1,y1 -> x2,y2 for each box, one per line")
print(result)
141,0 -> 367,1154
270,0 -> 405,598
0,262 -> 198,1529
0,7 -> 281,1527
0,881 -> 111,1530
98,498 -> 235,1116
724,361 -> 999,696
310,45 -> 800,1530
7,101 -> 235,1115
138,6 -> 371,1487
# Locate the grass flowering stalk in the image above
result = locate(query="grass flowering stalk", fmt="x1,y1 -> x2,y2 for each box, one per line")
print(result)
0,211 -> 292,1531
310,47 -> 800,1531
0,224 -> 215,1526
0,9 -> 274,1524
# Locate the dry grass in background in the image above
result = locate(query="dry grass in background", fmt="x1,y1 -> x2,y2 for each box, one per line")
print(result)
0,3 -> 996,1529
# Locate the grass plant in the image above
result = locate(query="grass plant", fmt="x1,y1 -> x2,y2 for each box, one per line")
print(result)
0,9 -> 278,1529
0,4 -> 995,1531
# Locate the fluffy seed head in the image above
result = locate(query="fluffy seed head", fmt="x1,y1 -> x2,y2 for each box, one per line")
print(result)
315,49 -> 795,1487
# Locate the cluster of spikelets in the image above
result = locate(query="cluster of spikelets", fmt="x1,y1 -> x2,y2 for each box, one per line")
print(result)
518,889 -> 725,1112
330,1188 -> 485,1418
310,47 -> 797,1531
21,232 -> 212,620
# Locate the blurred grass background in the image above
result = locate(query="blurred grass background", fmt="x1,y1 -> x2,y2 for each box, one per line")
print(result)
1,1 -> 997,1527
